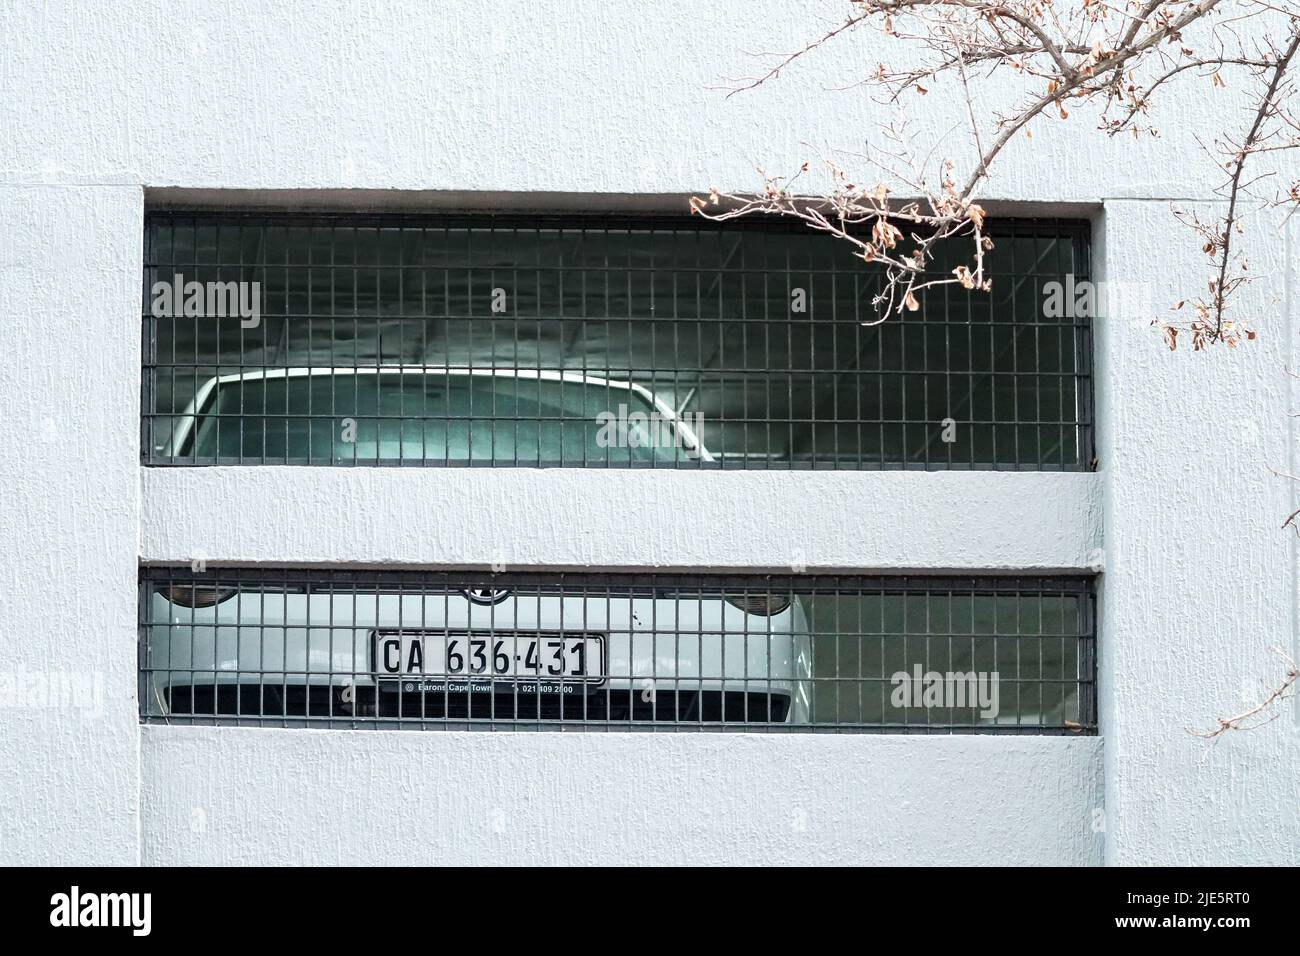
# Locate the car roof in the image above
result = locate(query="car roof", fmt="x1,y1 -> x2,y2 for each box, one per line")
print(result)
208,366 -> 641,389
164,366 -> 713,460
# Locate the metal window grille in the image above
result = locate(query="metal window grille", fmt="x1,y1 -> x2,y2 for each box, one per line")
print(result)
140,568 -> 1097,733
142,213 -> 1093,469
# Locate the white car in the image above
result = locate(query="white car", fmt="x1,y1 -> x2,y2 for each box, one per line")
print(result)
146,368 -> 811,724
145,579 -> 812,723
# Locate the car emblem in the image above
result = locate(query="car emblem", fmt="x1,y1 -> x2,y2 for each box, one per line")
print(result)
463,586 -> 512,605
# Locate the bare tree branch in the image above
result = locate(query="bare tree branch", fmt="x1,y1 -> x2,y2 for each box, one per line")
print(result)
1210,29 -> 1299,336
698,0 -> 1300,348
1188,647 -> 1299,737
705,1 -> 1300,734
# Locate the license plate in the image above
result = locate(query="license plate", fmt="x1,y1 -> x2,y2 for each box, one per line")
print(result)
373,631 -> 605,693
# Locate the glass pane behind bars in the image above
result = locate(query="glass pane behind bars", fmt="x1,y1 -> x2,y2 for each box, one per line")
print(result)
142,215 -> 1093,469
140,570 -> 1096,733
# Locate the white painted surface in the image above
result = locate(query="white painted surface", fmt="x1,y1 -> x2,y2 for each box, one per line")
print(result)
0,0 -> 1270,203
141,726 -> 1103,866
142,469 -> 1102,572
0,0 -> 1294,865
0,186 -> 143,864
1095,202 -> 1300,866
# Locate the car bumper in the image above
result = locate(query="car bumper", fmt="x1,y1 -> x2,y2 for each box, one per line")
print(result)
144,591 -> 813,723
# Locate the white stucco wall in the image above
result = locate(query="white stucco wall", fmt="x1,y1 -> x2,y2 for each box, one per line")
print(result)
141,469 -> 1101,573
0,0 -> 1294,865
1095,203 -> 1300,865
0,186 -> 143,865
142,727 -> 1102,866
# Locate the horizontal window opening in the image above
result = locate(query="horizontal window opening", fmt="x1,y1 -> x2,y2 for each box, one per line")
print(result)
140,569 -> 1097,733
141,213 -> 1094,470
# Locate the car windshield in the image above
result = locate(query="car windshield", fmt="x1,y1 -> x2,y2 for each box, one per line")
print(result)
186,373 -> 695,463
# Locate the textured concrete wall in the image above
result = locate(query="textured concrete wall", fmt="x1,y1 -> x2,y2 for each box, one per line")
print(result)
0,1 -> 1265,200
1095,203 -> 1300,865
0,186 -> 143,864
141,726 -> 1103,866
1,0 -> 1294,865
142,469 -> 1102,572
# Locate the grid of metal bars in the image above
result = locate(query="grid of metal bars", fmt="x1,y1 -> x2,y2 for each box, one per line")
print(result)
139,568 -> 1096,733
141,213 -> 1093,470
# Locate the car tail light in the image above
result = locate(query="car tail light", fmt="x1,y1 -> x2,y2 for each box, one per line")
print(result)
158,584 -> 237,608
724,593 -> 792,616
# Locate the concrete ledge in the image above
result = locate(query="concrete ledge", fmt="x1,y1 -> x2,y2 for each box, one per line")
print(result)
141,467 -> 1102,572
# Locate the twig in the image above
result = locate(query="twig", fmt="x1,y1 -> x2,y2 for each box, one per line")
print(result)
1188,647 -> 1299,738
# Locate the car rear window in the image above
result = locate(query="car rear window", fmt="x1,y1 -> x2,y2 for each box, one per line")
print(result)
186,373 -> 681,463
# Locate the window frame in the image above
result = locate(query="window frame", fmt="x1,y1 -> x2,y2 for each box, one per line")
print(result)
141,211 -> 1095,472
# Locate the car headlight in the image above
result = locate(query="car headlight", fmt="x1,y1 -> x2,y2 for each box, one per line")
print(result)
724,593 -> 792,616
158,584 -> 238,608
